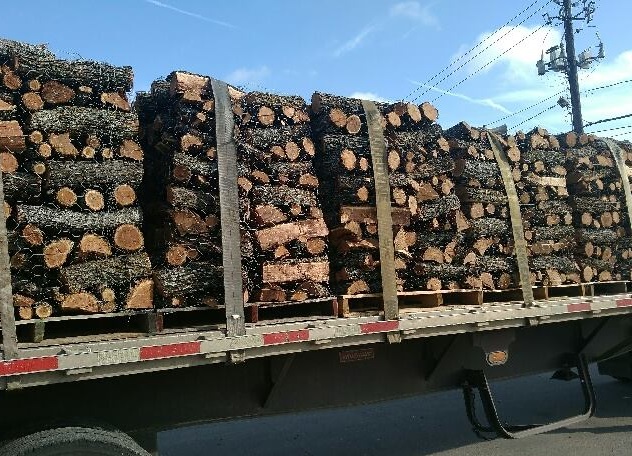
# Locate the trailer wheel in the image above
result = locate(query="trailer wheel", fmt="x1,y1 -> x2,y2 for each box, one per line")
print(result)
0,426 -> 151,456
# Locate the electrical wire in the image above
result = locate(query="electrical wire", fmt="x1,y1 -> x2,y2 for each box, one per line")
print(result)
583,78 -> 632,94
403,0 -> 552,102
610,129 -> 632,138
587,124 -> 632,134
487,90 -> 564,126
487,79 -> 632,127
508,104 -> 557,130
432,24 -> 547,103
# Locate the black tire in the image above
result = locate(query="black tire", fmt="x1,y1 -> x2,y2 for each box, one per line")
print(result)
0,426 -> 151,456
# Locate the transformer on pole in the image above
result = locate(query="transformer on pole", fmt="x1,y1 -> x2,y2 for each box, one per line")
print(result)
538,0 -> 604,134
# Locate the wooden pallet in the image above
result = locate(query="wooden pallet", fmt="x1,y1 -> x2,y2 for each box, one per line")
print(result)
15,310 -> 158,344
245,297 -> 338,324
339,281 -> 630,317
157,305 -> 226,332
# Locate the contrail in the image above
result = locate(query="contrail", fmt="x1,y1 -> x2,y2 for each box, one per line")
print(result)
144,0 -> 236,29
411,81 -> 511,114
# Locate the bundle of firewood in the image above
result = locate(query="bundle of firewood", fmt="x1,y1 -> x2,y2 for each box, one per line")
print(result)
617,141 -> 632,281
138,72 -> 331,306
312,93 -> 468,294
0,39 -> 153,319
565,133 -> 626,282
512,128 -> 580,286
443,122 -> 521,289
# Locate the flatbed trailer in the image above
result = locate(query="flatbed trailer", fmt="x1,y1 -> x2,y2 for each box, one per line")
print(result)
0,72 -> 631,454
1,280 -> 632,454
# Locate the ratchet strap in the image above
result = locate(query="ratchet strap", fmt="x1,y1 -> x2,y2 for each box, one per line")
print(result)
604,138 -> 632,234
362,100 -> 399,320
211,79 -> 246,338
488,133 -> 534,306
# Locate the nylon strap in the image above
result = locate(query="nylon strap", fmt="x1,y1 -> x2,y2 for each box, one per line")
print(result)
211,79 -> 246,338
604,139 -> 632,234
0,168 -> 17,360
488,133 -> 534,305
362,100 -> 399,320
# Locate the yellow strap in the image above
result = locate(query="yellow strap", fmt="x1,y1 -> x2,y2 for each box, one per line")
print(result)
488,133 -> 534,305
362,100 -> 399,320
604,139 -> 632,235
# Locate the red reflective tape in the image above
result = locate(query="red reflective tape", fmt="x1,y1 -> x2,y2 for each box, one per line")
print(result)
263,329 -> 310,345
617,298 -> 632,308
360,320 -> 399,334
567,302 -> 591,313
0,356 -> 58,377
140,341 -> 201,360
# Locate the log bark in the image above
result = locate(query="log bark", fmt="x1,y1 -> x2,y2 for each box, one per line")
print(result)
2,172 -> 41,202
166,186 -> 217,214
45,160 -> 143,189
29,107 -> 138,140
153,262 -> 223,298
13,55 -> 133,92
60,252 -> 152,293
17,205 -> 142,234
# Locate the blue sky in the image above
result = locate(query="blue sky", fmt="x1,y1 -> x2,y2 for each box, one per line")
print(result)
3,0 -> 631,139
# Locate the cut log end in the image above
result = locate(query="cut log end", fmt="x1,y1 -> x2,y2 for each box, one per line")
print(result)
114,224 -> 144,251
126,279 -> 154,309
56,187 -> 78,207
43,239 -> 74,269
79,233 -> 112,258
85,189 -> 105,211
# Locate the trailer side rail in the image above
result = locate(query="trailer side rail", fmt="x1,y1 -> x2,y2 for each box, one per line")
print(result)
0,291 -> 630,388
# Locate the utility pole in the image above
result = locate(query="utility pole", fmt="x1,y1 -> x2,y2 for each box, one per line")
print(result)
562,0 -> 583,134
538,0 -> 603,134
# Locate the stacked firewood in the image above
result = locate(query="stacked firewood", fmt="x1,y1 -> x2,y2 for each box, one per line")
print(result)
446,122 -> 518,289
312,93 -> 469,294
565,133 -> 626,282
512,128 -> 580,285
137,73 -> 226,307
138,71 -> 331,306
0,39 -> 153,319
617,140 -> 632,281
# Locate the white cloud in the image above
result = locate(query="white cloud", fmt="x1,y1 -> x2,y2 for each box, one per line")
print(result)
349,92 -> 390,102
225,66 -> 270,86
455,25 -> 560,81
143,0 -> 235,28
390,2 -> 440,29
449,24 -> 632,139
333,25 -> 376,57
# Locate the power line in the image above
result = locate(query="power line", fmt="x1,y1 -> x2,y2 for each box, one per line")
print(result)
487,79 -> 632,127
587,124 -> 632,134
487,90 -> 564,126
585,113 -> 632,128
610,129 -> 632,138
583,78 -> 632,94
404,0 -> 551,102
432,24 -> 547,103
508,104 -> 557,130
